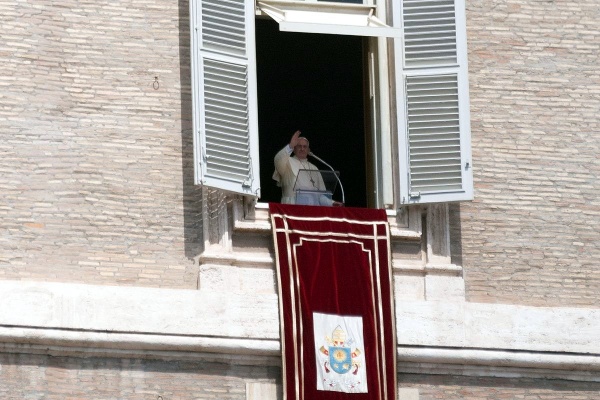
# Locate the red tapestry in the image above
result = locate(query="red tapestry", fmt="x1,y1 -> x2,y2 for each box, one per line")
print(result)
269,203 -> 396,400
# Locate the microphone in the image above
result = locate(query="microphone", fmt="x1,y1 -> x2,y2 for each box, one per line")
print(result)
309,152 -> 345,205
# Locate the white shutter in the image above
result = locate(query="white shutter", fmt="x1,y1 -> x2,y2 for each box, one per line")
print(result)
190,0 -> 260,197
395,0 -> 473,204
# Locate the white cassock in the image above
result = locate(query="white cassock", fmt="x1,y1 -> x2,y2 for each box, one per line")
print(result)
272,145 -> 329,205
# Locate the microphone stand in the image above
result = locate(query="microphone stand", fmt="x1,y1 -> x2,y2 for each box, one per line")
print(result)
309,152 -> 345,205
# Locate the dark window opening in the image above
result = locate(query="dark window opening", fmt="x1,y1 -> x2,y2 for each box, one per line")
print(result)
256,18 -> 368,208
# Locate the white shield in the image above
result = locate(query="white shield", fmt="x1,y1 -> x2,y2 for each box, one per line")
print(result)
313,312 -> 368,393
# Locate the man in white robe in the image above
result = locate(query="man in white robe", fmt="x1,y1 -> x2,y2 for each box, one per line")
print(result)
272,130 -> 330,205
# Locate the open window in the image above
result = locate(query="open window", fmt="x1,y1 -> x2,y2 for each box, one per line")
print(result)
255,19 -> 370,207
190,0 -> 473,208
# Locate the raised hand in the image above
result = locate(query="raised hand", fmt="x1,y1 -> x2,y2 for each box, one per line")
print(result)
289,130 -> 302,148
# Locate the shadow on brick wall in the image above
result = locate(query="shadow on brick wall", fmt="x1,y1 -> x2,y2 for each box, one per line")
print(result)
178,0 -> 205,261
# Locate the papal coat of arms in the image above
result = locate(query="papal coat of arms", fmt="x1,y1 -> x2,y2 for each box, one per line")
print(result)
313,313 -> 368,393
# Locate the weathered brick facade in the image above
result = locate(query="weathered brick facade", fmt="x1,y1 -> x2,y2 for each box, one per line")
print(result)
399,374 -> 600,400
454,0 -> 600,307
0,0 -> 203,288
0,353 -> 279,400
1,352 -> 598,400
1,0 -> 599,398
2,0 -> 597,302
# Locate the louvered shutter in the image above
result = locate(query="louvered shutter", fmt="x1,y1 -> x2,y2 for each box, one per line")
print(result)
395,0 -> 473,204
190,0 -> 260,197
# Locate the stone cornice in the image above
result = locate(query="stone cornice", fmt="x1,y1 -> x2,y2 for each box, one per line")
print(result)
0,326 -> 598,382
397,346 -> 600,382
1,280 -> 599,382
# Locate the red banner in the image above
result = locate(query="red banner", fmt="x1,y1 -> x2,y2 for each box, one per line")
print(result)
270,204 -> 396,400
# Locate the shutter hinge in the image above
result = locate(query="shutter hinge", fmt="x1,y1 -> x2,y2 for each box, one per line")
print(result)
369,52 -> 375,99
201,135 -> 207,162
409,191 -> 421,199
243,156 -> 254,189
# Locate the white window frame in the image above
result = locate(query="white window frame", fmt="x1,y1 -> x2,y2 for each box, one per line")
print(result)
272,0 -> 374,5
190,0 -> 473,206
256,0 -> 401,37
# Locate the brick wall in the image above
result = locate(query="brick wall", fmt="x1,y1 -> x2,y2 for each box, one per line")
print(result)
454,0 -> 600,306
2,0 -> 599,303
399,373 -> 600,400
0,353 -> 279,400
1,0 -> 598,397
3,353 -> 597,400
0,0 -> 203,288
